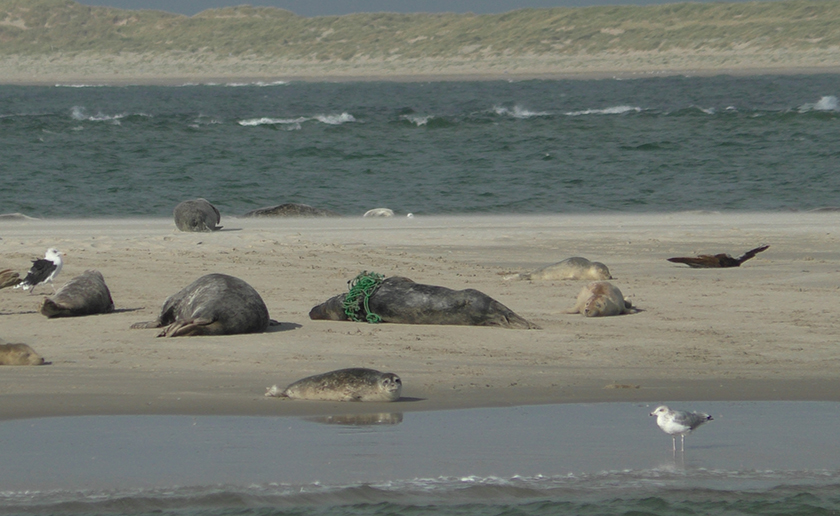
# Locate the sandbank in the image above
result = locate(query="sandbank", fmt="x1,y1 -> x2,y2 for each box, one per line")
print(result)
1,212 -> 839,421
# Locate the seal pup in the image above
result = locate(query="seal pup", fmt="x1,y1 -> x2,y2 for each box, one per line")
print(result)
363,208 -> 394,217
506,257 -> 612,281
565,281 -> 637,317
650,405 -> 713,451
310,275 -> 539,329
667,245 -> 769,268
266,368 -> 402,402
0,342 -> 45,366
14,248 -> 63,294
243,203 -> 339,218
131,273 -> 269,337
0,269 -> 21,289
39,270 -> 115,318
173,198 -> 222,232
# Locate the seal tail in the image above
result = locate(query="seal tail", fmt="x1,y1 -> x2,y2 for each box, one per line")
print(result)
0,269 -> 21,289
265,385 -> 289,398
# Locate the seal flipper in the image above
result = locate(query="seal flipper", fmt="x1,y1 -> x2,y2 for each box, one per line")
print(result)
131,320 -> 164,329
159,317 -> 219,337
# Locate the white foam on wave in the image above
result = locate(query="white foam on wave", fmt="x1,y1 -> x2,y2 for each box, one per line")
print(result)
315,113 -> 356,124
223,80 -> 289,87
564,105 -> 642,116
798,95 -> 839,113
493,104 -> 550,118
401,114 -> 433,126
70,106 -> 151,124
238,117 -> 307,128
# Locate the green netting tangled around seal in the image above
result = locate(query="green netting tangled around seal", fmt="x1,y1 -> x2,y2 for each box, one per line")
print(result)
343,271 -> 385,323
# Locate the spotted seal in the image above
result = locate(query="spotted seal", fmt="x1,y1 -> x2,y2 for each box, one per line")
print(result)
506,257 -> 612,281
173,198 -> 222,232
565,281 -> 637,317
309,275 -> 539,329
40,270 -> 115,318
266,368 -> 402,402
0,341 -> 45,366
243,203 -> 339,218
131,273 -> 269,337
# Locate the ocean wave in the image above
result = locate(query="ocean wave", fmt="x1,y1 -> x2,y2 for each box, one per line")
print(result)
798,95 -> 839,113
564,105 -> 642,116
239,113 -> 355,127
493,104 -> 551,118
70,106 -> 152,123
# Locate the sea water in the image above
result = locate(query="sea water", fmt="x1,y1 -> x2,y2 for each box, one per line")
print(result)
1,402 -> 839,515
0,74 -> 838,218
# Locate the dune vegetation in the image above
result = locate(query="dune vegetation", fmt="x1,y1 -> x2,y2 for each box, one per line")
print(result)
1,0 -> 838,81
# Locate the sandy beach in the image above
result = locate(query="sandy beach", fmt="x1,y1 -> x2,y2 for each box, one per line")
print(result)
1,212 -> 839,420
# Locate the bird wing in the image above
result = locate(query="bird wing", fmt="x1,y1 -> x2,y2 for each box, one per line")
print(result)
22,259 -> 57,285
672,410 -> 710,430
737,245 -> 770,264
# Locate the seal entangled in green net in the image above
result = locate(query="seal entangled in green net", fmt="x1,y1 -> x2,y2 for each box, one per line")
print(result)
343,271 -> 385,323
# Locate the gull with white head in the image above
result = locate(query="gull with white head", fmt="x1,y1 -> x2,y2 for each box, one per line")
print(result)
15,248 -> 64,295
650,405 -> 713,452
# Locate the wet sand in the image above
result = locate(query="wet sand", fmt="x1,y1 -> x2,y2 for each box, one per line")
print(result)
1,213 -> 839,420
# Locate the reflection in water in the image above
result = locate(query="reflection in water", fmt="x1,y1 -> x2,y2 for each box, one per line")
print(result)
305,413 -> 404,426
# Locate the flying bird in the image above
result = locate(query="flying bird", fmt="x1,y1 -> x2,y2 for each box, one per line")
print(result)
650,405 -> 713,452
667,244 -> 769,268
14,248 -> 64,294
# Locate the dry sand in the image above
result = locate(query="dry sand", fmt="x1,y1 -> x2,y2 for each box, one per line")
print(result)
1,212 -> 839,421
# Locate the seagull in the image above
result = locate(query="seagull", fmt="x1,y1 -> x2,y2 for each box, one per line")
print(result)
650,405 -> 713,452
14,248 -> 64,295
666,244 -> 769,268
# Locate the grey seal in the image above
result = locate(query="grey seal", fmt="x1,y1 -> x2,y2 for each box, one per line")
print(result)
0,342 -> 45,366
565,281 -> 637,317
266,368 -> 402,402
506,257 -> 612,281
40,270 -> 115,318
173,198 -> 222,232
310,275 -> 538,329
650,405 -> 713,451
131,273 -> 269,337
243,203 -> 339,218
0,269 -> 20,289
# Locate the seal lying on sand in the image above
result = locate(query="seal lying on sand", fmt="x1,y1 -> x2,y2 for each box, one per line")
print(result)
243,203 -> 339,218
39,270 -> 115,318
565,281 -> 637,317
506,257 -> 612,281
0,341 -> 45,366
173,198 -> 222,232
310,274 -> 538,329
266,368 -> 402,402
667,245 -> 769,268
0,269 -> 20,289
131,273 -> 269,337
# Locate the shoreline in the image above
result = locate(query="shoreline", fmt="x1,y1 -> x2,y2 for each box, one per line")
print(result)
1,213 -> 839,421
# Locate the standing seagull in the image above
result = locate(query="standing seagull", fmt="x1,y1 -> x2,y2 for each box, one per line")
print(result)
650,405 -> 713,452
14,248 -> 64,294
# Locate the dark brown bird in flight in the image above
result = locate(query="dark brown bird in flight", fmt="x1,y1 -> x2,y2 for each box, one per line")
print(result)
667,245 -> 769,268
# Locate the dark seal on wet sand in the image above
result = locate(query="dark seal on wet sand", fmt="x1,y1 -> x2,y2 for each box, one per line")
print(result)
309,275 -> 538,329
265,368 -> 402,402
173,198 -> 222,232
243,203 -> 339,218
40,270 -> 115,318
131,273 -> 269,337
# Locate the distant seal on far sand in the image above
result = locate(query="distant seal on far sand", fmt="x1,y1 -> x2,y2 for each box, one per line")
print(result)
310,275 -> 539,329
0,341 -> 45,366
131,273 -> 269,337
266,368 -> 402,402
243,203 -> 340,218
40,270 -> 115,318
173,198 -> 222,232
506,257 -> 612,281
363,208 -> 394,217
565,281 -> 637,317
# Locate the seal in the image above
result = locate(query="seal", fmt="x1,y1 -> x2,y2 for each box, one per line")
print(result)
265,368 -> 402,402
0,341 -> 45,366
131,273 -> 270,337
363,208 -> 394,217
243,203 -> 340,218
173,198 -> 222,232
667,245 -> 769,268
506,257 -> 612,281
0,268 -> 20,289
309,274 -> 539,329
39,270 -> 115,318
565,281 -> 637,317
